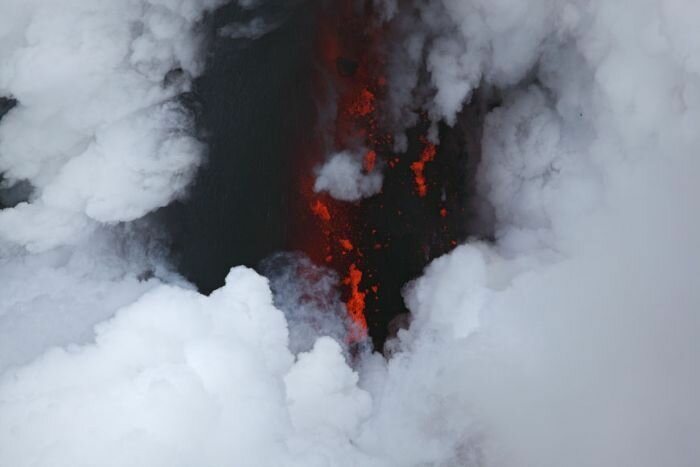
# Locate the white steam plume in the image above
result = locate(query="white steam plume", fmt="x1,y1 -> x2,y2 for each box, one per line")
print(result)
0,1 -> 699,467
262,252 -> 351,355
366,2 -> 700,466
314,150 -> 383,202
219,17 -> 280,40
0,0 -> 223,251
0,0 -> 224,375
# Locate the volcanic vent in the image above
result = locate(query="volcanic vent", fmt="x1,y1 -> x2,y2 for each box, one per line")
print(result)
166,1 -> 488,350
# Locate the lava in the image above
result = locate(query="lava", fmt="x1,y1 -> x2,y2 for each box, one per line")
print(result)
410,139 -> 437,197
311,200 -> 332,222
363,150 -> 377,173
289,0 -> 387,344
349,88 -> 375,117
166,0 -> 472,349
343,263 -> 368,341
287,1 -> 469,348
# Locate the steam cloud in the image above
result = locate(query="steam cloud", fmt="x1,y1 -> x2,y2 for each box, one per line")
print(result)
219,17 -> 279,40
314,150 -> 383,202
0,0 -> 227,372
1,1 -> 698,467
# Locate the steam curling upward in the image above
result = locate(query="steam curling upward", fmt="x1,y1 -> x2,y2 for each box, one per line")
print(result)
295,1 -> 470,348
0,1 -> 699,467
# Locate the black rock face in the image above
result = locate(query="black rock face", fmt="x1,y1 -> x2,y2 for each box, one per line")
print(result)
0,97 -> 28,210
164,2 -> 486,350
336,57 -> 359,77
0,97 -> 16,121
165,1 -> 318,294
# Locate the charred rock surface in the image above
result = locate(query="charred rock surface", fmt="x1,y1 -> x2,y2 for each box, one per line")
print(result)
165,1 -> 489,350
165,2 -> 317,294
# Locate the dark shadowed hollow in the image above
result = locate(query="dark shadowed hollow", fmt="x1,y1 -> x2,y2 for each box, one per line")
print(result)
164,1 -> 317,289
0,97 -> 29,209
164,1 -> 489,350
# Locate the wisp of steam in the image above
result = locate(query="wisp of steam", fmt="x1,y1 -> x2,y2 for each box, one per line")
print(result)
0,1 -> 698,466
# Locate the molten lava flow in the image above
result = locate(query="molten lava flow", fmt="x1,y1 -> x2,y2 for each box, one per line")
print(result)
343,263 -> 368,341
349,88 -> 375,117
311,200 -> 332,222
288,1 -> 388,344
287,2 -> 467,348
168,0 -> 472,350
363,150 -> 377,173
411,139 -> 437,197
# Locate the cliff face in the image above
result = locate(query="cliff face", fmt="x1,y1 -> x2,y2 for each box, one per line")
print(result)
164,1 -> 317,294
164,1 -> 485,350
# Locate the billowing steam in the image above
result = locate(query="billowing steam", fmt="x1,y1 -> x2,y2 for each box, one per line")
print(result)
0,0 -> 225,372
218,17 -> 279,40
0,0 -> 221,251
314,150 -> 383,202
261,252 -> 351,354
1,1 -> 699,467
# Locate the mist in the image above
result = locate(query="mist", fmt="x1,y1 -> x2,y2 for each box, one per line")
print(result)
0,1 -> 698,467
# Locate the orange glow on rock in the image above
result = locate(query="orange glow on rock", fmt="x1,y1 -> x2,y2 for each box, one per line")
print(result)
294,2 -> 439,346
363,150 -> 377,173
343,263 -> 368,341
349,88 -> 375,117
410,140 -> 437,197
311,200 -> 331,222
282,2 -> 467,350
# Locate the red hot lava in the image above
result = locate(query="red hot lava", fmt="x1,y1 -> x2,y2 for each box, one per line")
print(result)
289,1 -> 466,348
411,138 -> 437,197
288,1 -> 388,344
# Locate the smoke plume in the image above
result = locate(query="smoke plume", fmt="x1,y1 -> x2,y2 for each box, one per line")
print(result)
0,1 -> 698,467
314,150 -> 383,202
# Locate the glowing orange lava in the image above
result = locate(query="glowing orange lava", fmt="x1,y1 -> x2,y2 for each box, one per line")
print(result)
410,139 -> 437,197
349,88 -> 375,117
343,263 -> 368,340
281,2 -> 470,350
363,150 -> 377,173
294,2 -> 389,343
311,200 -> 332,222
290,2 -> 400,345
